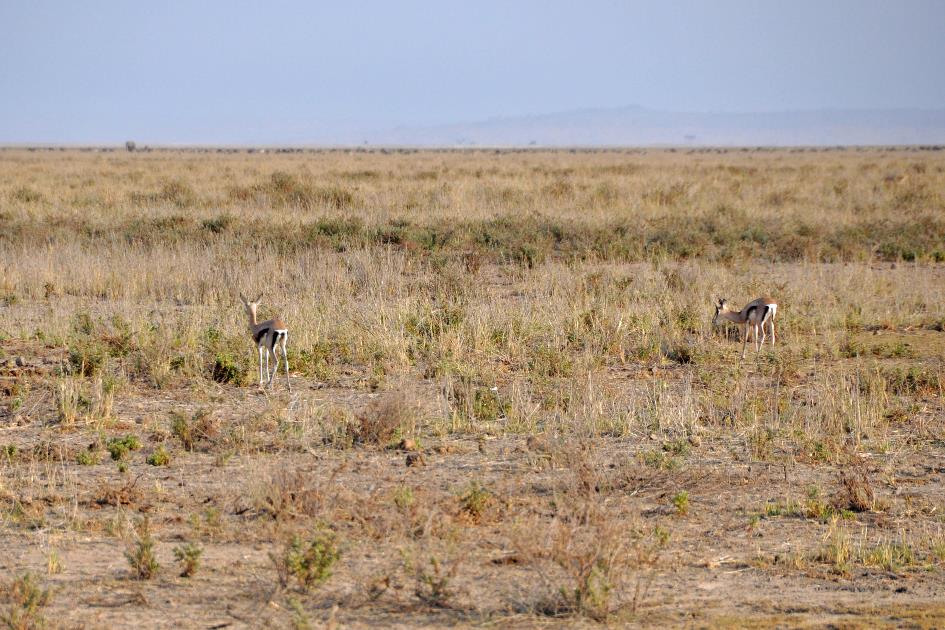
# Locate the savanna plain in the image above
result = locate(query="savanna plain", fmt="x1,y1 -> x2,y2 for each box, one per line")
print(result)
1,146 -> 945,629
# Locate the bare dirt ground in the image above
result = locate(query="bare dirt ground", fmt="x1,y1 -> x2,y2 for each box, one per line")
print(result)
2,313 -> 944,628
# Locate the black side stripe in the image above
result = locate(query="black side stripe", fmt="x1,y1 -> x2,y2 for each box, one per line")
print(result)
253,328 -> 271,344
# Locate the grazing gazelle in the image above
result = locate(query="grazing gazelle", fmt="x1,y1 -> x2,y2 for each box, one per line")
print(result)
713,296 -> 777,357
240,293 -> 290,390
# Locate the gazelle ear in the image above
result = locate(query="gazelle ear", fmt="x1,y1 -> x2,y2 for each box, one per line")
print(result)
239,293 -> 247,304
253,294 -> 262,304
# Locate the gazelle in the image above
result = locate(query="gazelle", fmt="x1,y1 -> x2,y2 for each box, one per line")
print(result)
713,296 -> 777,357
240,293 -> 290,390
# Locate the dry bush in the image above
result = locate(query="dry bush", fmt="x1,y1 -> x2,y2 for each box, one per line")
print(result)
642,181 -> 690,207
10,186 -> 45,204
171,408 -> 221,452
93,477 -> 142,508
230,171 -> 356,210
382,486 -> 456,542
54,377 -> 81,425
833,470 -> 876,513
129,179 -> 197,208
399,542 -> 466,609
409,552 -> 462,608
333,481 -> 459,543
513,444 -> 664,620
349,391 -> 410,446
248,466 -> 330,521
513,501 -> 662,620
552,441 -> 614,498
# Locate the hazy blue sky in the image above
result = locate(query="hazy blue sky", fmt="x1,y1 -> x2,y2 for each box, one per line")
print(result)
2,0 -> 944,143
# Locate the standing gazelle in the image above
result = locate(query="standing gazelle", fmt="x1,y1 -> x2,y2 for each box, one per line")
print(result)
713,296 -> 777,357
240,293 -> 290,390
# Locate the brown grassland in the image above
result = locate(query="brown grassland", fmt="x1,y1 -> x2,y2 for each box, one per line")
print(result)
1,146 -> 944,628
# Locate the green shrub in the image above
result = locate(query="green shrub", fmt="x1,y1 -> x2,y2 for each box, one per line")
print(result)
125,519 -> 159,579
459,481 -> 492,520
1,572 -> 50,629
173,543 -> 203,577
211,353 -> 247,385
107,435 -> 142,461
68,341 -> 108,376
273,528 -> 341,591
147,445 -> 171,466
171,412 -> 194,450
76,449 -> 99,466
393,486 -> 415,511
640,449 -> 678,470
662,439 -> 691,457
2,444 -> 18,463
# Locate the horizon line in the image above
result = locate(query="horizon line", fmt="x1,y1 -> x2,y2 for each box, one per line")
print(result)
3,143 -> 945,152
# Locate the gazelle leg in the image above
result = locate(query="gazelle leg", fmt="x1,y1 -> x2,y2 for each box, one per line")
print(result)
265,343 -> 272,386
269,339 -> 279,387
257,345 -> 265,386
770,318 -> 776,346
269,346 -> 278,387
281,335 -> 290,390
759,319 -> 767,347
741,323 -> 749,358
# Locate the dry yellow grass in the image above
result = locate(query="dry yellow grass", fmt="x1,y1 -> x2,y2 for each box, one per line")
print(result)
0,147 -> 944,627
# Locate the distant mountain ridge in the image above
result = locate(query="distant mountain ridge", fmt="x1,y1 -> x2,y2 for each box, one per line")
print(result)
363,106 -> 945,147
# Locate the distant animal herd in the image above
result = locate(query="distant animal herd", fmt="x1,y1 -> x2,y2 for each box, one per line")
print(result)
240,293 -> 778,390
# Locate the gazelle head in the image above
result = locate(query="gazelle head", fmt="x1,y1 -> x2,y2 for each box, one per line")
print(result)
239,293 -> 262,321
712,297 -> 730,326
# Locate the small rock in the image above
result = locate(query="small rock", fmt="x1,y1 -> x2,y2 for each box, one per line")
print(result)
405,452 -> 425,467
398,438 -> 418,452
689,435 -> 702,448
14,356 -> 26,367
